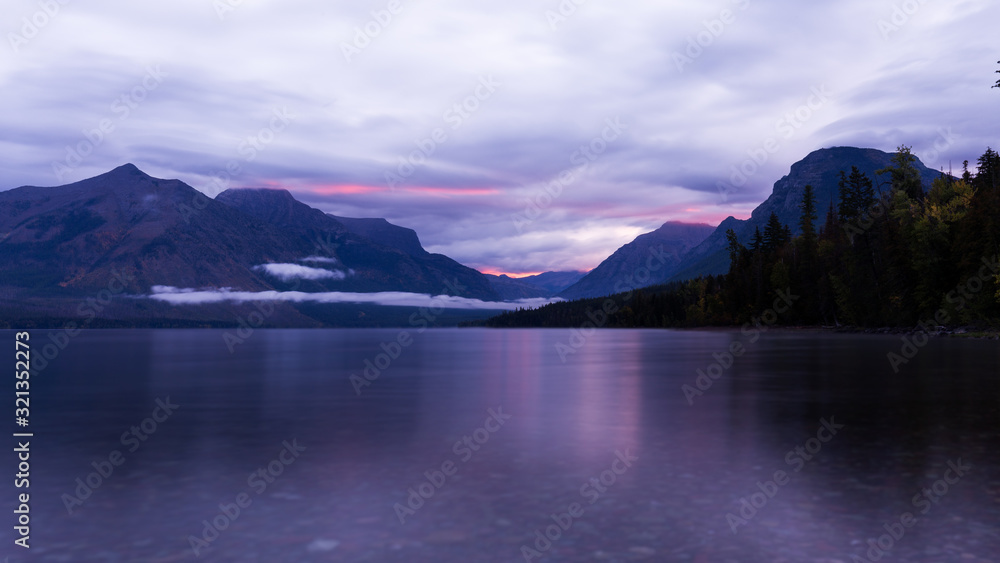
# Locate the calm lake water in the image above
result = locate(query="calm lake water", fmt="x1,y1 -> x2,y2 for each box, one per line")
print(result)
3,328 -> 999,562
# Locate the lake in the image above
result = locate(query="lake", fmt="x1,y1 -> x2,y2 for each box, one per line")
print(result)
4,328 -> 999,562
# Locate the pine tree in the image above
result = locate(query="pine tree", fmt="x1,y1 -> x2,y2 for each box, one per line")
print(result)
838,167 -> 876,227
879,145 -> 923,200
798,184 -> 818,248
488,145 -> 1000,330
763,212 -> 786,252
974,147 -> 999,191
851,166 -> 876,211
750,227 -> 763,252
792,185 -> 819,324
725,228 -> 743,269
838,171 -> 854,223
820,202 -> 837,237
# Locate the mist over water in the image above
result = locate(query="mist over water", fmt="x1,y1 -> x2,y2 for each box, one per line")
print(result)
5,329 -> 999,562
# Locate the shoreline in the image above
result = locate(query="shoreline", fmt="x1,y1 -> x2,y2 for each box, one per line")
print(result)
629,325 -> 1000,339
1,324 -> 997,338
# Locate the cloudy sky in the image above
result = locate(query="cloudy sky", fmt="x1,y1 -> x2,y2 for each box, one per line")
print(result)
1,0 -> 996,275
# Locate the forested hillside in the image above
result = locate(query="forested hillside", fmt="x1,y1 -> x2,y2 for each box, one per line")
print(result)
485,146 -> 1000,329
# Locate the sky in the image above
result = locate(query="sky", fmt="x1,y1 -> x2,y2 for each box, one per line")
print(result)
1,0 -> 997,275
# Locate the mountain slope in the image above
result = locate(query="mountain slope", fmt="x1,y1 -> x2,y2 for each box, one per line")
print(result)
518,271 -> 586,294
0,165 -> 498,302
485,271 -> 587,300
215,188 -> 499,300
558,222 -> 715,300
485,275 -> 552,300
0,164 -> 308,293
667,146 -> 943,282
328,215 -> 426,257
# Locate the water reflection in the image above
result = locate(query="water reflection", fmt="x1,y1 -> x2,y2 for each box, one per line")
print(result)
2,328 -> 997,562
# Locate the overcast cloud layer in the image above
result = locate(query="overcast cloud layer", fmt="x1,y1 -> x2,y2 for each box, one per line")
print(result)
1,0 -> 997,274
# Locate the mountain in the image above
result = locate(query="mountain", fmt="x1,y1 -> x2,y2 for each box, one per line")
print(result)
485,271 -> 586,300
0,165 -> 500,309
328,215 -> 426,257
518,271 -> 586,294
214,188 -> 499,300
0,164 -> 306,293
485,274 -> 552,300
558,222 -> 715,300
667,146 -> 944,282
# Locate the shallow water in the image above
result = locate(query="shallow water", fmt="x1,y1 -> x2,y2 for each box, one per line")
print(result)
3,328 -> 999,562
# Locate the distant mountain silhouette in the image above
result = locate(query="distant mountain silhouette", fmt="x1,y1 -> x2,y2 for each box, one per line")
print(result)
558,222 -> 715,300
486,274 -> 551,300
0,147 -> 947,325
0,164 -> 301,293
214,187 -> 499,299
0,165 -> 498,302
485,271 -> 586,300
518,271 -> 586,294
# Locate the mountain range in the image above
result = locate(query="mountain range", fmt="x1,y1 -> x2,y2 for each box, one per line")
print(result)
0,165 -> 497,300
0,146 -> 943,325
485,271 -> 587,300
558,221 -> 715,300
0,165 -> 528,327
556,147 -> 944,299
